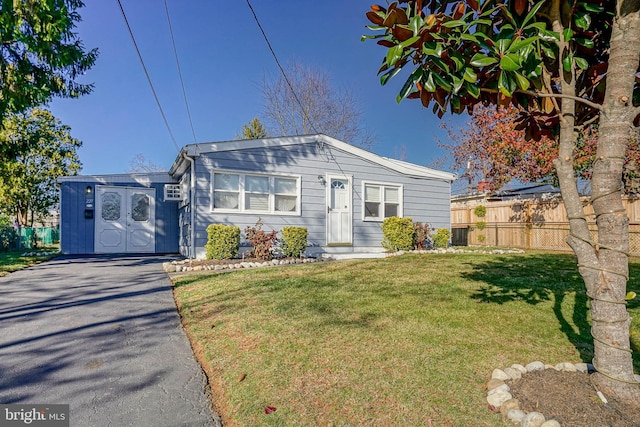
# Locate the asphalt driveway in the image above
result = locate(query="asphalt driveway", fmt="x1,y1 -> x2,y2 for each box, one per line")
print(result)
0,255 -> 220,426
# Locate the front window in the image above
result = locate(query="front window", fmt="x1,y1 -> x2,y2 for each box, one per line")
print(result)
212,172 -> 300,215
363,182 -> 402,220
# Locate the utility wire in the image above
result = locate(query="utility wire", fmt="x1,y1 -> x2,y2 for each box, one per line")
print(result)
164,0 -> 198,143
116,0 -> 180,152
245,0 -> 319,135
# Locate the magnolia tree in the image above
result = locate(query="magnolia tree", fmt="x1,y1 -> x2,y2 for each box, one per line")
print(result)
364,0 -> 640,404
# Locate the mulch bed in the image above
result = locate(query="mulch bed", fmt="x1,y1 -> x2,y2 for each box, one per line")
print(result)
508,369 -> 640,426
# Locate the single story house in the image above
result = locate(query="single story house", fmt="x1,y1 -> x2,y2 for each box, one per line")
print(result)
58,134 -> 456,259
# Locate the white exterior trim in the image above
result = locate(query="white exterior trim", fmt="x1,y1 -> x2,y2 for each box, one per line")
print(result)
361,180 -> 404,222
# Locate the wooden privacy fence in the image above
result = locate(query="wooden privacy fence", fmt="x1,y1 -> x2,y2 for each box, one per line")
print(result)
451,196 -> 640,256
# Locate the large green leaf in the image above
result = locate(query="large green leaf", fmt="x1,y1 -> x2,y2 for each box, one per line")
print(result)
522,1 -> 546,28
409,15 -> 423,35
575,38 -> 595,49
463,67 -> 478,83
433,73 -> 453,91
508,37 -> 538,53
397,74 -> 415,103
562,28 -> 574,42
442,20 -> 466,28
470,53 -> 499,67
575,12 -> 591,30
386,45 -> 404,67
579,2 -> 604,12
424,72 -> 436,92
498,71 -> 516,96
465,82 -> 481,98
562,53 -> 573,72
399,36 -> 421,49
514,72 -> 530,90
574,57 -> 589,70
380,66 -> 402,86
500,53 -> 521,71
452,75 -> 464,94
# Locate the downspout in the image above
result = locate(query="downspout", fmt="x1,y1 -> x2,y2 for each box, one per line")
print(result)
183,153 -> 196,259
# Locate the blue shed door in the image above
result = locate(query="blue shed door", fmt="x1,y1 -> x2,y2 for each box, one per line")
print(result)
94,186 -> 156,253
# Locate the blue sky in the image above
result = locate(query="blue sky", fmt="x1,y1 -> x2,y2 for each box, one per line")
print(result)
48,0 -> 468,175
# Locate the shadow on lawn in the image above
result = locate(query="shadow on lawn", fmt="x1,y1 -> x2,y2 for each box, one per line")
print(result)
464,253 -> 640,368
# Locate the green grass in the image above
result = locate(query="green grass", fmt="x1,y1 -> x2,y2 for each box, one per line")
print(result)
173,252 -> 640,426
0,246 -> 59,276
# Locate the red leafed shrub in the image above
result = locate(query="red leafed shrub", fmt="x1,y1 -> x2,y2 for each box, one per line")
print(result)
245,219 -> 278,260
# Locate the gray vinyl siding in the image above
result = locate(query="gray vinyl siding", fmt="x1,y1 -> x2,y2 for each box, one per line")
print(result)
188,143 -> 451,258
59,180 -> 179,255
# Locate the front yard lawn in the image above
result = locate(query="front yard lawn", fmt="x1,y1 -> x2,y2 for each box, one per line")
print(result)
0,247 -> 59,277
173,252 -> 640,426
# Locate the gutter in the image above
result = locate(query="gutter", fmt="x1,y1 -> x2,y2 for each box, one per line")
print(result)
183,153 -> 196,259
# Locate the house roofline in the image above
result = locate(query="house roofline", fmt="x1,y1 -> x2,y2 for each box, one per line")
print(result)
169,134 -> 457,182
57,172 -> 175,185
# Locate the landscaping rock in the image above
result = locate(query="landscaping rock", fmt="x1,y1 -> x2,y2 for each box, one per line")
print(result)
511,364 -> 527,374
487,383 -> 510,395
575,363 -> 589,373
487,378 -> 505,391
525,361 -> 546,372
487,390 -> 512,407
507,409 -> 526,424
521,411 -> 546,427
540,420 -> 561,427
555,362 -> 577,372
500,398 -> 520,420
492,368 -> 511,381
504,367 -> 522,380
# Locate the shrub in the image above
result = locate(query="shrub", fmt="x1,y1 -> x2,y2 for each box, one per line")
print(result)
413,222 -> 434,250
0,227 -> 16,251
205,224 -> 240,259
473,205 -> 487,218
381,216 -> 414,251
245,219 -> 278,260
433,228 -> 451,249
280,226 -> 307,258
477,234 -> 486,243
475,221 -> 486,230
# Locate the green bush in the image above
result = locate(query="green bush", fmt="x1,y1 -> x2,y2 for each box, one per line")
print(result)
381,216 -> 414,251
205,224 -> 240,259
433,228 -> 451,249
281,226 -> 308,258
473,205 -> 487,218
475,221 -> 486,230
477,234 -> 486,243
0,227 -> 16,251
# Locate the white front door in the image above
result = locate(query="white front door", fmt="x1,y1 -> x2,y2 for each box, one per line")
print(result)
95,186 -> 155,253
327,176 -> 352,245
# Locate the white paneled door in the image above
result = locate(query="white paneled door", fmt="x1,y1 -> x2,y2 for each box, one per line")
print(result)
95,186 -> 155,253
326,176 -> 352,245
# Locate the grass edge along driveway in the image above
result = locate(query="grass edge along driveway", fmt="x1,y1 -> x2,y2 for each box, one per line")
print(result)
172,252 -> 640,427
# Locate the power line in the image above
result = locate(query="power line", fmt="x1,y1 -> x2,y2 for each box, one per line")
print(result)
245,0 -> 319,135
164,0 -> 198,143
116,0 -> 180,152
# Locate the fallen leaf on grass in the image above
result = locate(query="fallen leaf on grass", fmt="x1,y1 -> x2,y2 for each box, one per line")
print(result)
264,406 -> 277,414
237,373 -> 246,382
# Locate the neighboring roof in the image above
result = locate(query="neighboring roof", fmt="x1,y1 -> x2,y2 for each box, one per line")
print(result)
57,172 -> 175,185
169,134 -> 457,182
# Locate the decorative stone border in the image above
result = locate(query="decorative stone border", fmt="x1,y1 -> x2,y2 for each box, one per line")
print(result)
487,361 -> 603,427
21,250 -> 59,257
163,256 -> 329,273
490,362 -> 640,426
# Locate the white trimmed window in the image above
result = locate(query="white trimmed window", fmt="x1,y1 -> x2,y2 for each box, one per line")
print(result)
363,182 -> 403,220
164,184 -> 182,201
212,171 -> 300,215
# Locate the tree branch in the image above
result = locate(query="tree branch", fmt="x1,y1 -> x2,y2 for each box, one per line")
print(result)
480,88 -> 604,112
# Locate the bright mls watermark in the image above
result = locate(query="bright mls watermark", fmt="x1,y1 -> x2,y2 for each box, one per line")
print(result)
0,405 -> 68,426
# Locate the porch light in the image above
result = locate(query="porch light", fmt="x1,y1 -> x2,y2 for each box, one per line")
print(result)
85,185 -> 93,195
317,175 -> 326,185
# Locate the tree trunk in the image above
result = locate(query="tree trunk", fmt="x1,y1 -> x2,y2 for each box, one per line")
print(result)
558,3 -> 640,404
